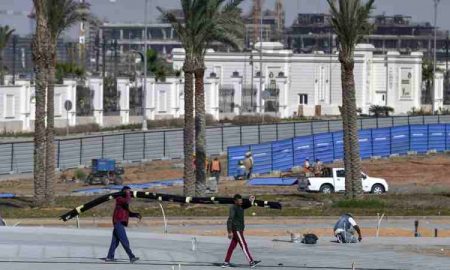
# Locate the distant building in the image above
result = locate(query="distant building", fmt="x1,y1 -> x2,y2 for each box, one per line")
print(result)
288,13 -> 449,61
2,35 -> 75,79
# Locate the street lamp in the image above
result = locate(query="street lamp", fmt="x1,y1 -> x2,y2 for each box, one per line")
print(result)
142,0 -> 149,131
433,0 -> 440,114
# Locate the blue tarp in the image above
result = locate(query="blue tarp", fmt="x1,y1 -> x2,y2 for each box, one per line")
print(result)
428,124 -> 446,151
0,193 -> 16,198
227,124 -> 450,176
293,135 -> 314,166
313,133 -> 334,163
391,126 -> 409,155
333,132 -> 344,160
410,125 -> 428,153
250,143 -> 272,174
372,128 -> 391,157
272,139 -> 294,172
247,177 -> 298,186
359,130 -> 373,158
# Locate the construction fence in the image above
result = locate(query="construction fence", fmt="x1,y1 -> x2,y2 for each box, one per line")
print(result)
227,122 -> 450,176
1,115 -> 450,175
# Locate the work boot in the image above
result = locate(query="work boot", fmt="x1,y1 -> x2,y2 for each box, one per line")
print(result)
130,257 -> 140,264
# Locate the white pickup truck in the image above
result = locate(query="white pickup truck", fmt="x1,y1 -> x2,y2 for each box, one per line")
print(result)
297,167 -> 389,194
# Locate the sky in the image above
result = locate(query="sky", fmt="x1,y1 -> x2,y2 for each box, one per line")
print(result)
1,0 -> 450,40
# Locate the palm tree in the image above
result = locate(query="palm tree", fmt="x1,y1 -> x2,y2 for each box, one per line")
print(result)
0,25 -> 15,85
45,0 -> 90,203
192,0 -> 244,196
32,0 -> 51,207
158,2 -> 197,196
327,0 -> 374,198
161,0 -> 244,196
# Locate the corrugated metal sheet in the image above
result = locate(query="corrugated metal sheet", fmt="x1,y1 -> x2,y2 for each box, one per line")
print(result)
391,126 -> 409,155
410,125 -> 428,153
371,128 -> 391,157
359,130 -> 373,159
250,143 -> 272,174
428,124 -> 445,151
313,133 -> 334,163
272,139 -> 294,172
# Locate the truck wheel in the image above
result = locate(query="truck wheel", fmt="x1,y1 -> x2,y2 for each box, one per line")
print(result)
320,184 -> 334,194
101,177 -> 110,185
371,184 -> 385,195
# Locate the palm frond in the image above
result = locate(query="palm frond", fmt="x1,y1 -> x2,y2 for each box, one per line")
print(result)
0,25 -> 15,50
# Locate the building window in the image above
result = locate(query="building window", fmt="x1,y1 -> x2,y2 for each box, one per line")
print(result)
5,95 -> 15,118
298,94 -> 308,105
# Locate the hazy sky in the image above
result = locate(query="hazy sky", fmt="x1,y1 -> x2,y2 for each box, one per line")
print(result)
1,0 -> 450,39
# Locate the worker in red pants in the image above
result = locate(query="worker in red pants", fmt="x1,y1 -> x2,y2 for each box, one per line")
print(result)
222,194 -> 260,268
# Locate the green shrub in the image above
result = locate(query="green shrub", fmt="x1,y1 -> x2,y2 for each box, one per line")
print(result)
333,199 -> 386,209
74,169 -> 87,181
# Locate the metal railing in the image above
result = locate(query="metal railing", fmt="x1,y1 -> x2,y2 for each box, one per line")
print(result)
1,115 -> 450,175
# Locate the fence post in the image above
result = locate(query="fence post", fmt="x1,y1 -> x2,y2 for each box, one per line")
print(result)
258,124 -> 261,144
331,132 -> 335,161
143,132 -> 146,160
391,116 -> 394,127
122,134 -> 126,161
163,131 -> 166,157
79,138 -> 83,165
57,140 -> 61,170
240,126 -> 243,145
327,120 -> 331,133
10,143 -> 14,172
312,134 -> 316,161
360,118 -> 363,130
221,125 -> 224,152
422,115 -> 425,125
101,136 -> 104,159
376,117 -> 379,129
407,115 -> 410,126
427,124 -> 430,150
389,128 -> 392,155
438,114 -> 441,124
294,122 -> 297,138
310,121 -> 314,135
291,138 -> 295,166
276,123 -> 279,141
370,128 -> 374,157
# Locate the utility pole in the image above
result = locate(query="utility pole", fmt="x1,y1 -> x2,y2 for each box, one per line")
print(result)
12,35 -> 17,85
142,0 -> 148,131
433,0 -> 440,113
259,4 -> 263,117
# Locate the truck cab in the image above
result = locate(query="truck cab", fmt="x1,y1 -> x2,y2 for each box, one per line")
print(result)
298,167 -> 389,194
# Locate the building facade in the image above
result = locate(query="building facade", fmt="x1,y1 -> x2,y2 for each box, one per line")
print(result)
173,42 -> 427,118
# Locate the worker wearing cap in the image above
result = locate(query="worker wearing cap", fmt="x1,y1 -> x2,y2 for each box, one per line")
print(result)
243,152 -> 254,180
106,186 -> 142,263
333,213 -> 362,243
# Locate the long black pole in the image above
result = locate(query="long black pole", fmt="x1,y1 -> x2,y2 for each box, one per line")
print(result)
12,35 -> 17,85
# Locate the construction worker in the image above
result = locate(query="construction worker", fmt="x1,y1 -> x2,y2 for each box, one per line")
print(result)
313,159 -> 323,176
222,194 -> 261,268
303,159 -> 311,176
105,186 -> 141,263
235,160 -> 246,180
208,156 -> 222,184
334,213 -> 362,244
243,152 -> 254,180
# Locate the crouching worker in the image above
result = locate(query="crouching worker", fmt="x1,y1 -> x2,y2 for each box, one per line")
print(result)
222,194 -> 260,268
106,186 -> 142,263
234,160 -> 247,180
334,213 -> 362,243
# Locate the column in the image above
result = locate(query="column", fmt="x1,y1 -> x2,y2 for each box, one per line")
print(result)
117,77 -> 130,125
144,77 -> 155,120
63,78 -> 77,126
88,77 -> 104,126
16,80 -> 32,131
256,75 -> 265,113
206,76 -> 220,120
434,72 -> 444,111
276,76 -> 289,118
231,75 -> 242,115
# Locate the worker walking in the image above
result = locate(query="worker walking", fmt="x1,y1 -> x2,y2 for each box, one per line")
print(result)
106,186 -> 142,263
222,194 -> 260,268
333,213 -> 362,244
208,156 -> 222,184
313,159 -> 323,176
243,152 -> 254,180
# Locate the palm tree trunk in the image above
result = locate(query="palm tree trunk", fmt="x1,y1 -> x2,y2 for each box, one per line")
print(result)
32,0 -> 49,207
341,57 -> 363,199
45,47 -> 56,204
183,59 -> 195,196
0,54 -> 4,85
194,67 -> 207,196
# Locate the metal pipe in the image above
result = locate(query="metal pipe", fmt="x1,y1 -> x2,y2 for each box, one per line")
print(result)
259,5 -> 263,117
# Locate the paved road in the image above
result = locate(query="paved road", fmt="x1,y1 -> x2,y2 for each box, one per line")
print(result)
0,227 -> 449,269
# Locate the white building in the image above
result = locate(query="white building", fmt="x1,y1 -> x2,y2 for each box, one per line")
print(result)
173,42 -> 428,117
